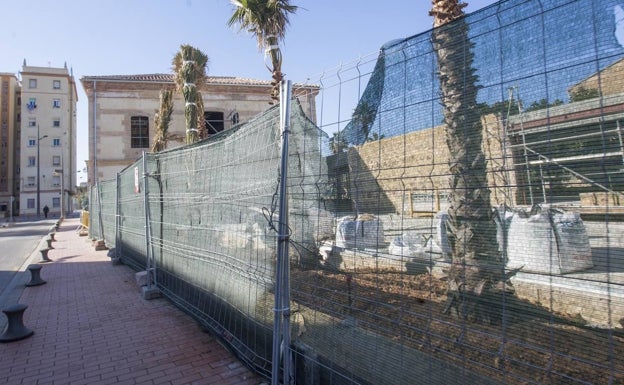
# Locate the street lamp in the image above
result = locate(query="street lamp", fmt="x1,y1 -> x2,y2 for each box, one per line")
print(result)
9,196 -> 14,223
54,153 -> 64,219
36,124 -> 48,218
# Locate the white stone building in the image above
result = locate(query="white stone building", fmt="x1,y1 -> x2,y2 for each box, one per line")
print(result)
80,74 -> 318,184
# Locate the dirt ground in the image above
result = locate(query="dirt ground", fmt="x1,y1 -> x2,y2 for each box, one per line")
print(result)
291,268 -> 624,385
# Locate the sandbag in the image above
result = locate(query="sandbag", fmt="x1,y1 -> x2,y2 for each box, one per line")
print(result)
506,208 -> 592,274
389,233 -> 427,259
335,214 -> 384,250
434,211 -> 452,258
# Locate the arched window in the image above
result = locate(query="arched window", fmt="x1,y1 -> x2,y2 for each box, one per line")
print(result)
131,116 -> 149,148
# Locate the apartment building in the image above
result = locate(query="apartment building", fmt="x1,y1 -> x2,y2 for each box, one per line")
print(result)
0,73 -> 20,218
19,62 -> 77,217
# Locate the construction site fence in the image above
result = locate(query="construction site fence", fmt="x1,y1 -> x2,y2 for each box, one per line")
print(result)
89,0 -> 624,383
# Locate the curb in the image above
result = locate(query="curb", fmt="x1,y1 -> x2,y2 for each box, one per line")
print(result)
0,233 -> 53,331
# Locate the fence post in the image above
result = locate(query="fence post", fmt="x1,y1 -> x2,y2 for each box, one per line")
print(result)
87,185 -> 92,239
97,182 -> 105,241
272,80 -> 293,385
141,152 -> 159,299
112,172 -> 121,264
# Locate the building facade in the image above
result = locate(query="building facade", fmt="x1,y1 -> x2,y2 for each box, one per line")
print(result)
19,63 -> 78,218
0,73 -> 20,219
80,74 -> 318,184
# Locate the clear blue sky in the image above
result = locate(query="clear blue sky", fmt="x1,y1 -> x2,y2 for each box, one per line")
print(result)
0,0 -> 497,185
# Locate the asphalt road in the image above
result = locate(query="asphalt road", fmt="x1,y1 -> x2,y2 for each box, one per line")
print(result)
0,218 -> 56,323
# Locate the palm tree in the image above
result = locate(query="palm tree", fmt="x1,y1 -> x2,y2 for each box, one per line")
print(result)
227,0 -> 298,104
352,101 -> 376,143
172,45 -> 209,144
329,131 -> 346,154
430,0 -> 509,323
151,89 -> 174,152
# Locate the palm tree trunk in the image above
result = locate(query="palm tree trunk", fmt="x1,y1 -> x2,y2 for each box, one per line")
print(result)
196,92 -> 207,139
182,47 -> 199,144
183,83 -> 198,144
152,89 -> 173,152
431,0 -> 506,323
267,35 -> 283,104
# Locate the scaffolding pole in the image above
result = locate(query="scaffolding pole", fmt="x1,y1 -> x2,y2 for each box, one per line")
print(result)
510,86 -> 535,205
618,120 -> 624,168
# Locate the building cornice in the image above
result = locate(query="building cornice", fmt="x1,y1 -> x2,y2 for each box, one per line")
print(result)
80,73 -> 319,93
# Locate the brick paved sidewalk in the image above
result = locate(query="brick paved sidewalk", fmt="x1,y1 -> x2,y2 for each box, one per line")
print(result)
0,217 -> 265,385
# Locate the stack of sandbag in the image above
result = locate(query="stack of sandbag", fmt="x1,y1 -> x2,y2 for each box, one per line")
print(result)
434,206 -> 593,275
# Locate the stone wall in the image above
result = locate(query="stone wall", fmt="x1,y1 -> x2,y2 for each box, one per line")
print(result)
580,192 -> 623,206
569,58 -> 624,98
345,114 -> 517,215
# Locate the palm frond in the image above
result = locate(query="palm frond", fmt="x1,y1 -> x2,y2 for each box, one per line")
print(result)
227,0 -> 297,51
172,44 -> 209,93
228,0 -> 297,103
172,44 -> 209,144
